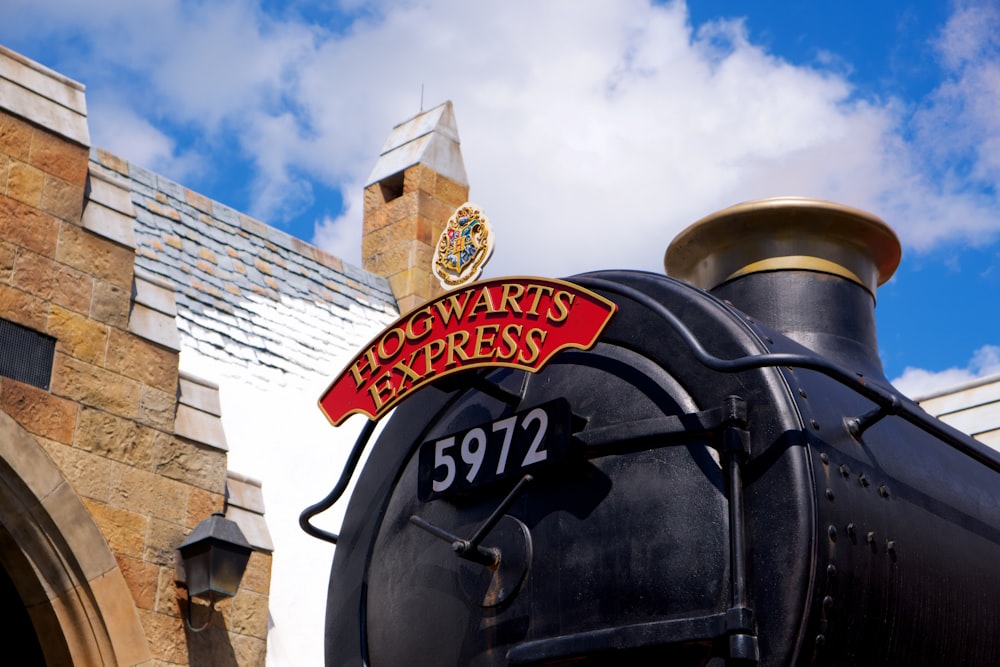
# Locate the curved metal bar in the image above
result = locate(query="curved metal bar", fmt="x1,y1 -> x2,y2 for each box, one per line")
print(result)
299,419 -> 378,544
574,276 -> 1000,475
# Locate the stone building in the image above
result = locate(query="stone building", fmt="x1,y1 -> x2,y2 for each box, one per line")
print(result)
0,43 -> 469,665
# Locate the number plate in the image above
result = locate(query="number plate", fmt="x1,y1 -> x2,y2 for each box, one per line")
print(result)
417,399 -> 572,501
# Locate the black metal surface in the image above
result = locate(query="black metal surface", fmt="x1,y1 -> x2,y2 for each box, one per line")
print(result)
321,268 -> 1000,666
0,317 -> 55,390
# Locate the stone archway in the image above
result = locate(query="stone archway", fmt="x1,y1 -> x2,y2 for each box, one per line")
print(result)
0,409 -> 151,666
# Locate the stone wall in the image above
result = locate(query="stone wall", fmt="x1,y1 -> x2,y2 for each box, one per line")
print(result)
0,45 -> 269,666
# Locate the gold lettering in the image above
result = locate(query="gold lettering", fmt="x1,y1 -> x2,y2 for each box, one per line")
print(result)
523,284 -> 554,316
445,330 -> 472,368
547,290 -> 576,323
415,338 -> 447,375
468,286 -> 501,318
349,348 -> 379,389
499,283 -> 525,314
367,372 -> 395,411
392,358 -> 422,386
377,327 -> 406,361
497,323 -> 522,360
434,289 -> 473,324
517,327 -> 548,365
405,307 -> 434,341
473,324 -> 499,359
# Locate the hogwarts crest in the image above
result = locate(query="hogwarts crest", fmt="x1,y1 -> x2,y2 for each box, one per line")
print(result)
432,203 -> 494,288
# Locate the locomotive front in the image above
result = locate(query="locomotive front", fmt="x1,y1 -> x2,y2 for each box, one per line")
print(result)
312,198 -> 1000,666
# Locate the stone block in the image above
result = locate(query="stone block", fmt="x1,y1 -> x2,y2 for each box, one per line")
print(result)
39,173 -> 84,222
226,505 -> 273,552
29,129 -> 89,185
0,113 -> 32,161
12,248 -> 92,314
88,567 -> 155,666
435,172 -> 471,208
0,282 -> 48,331
0,50 -> 90,146
230,589 -> 269,639
90,279 -> 129,328
139,387 -> 176,432
86,169 -> 134,214
0,195 -> 59,256
239,551 -> 272,596
143,517 -> 187,567
51,353 -> 141,418
111,465 -> 188,524
154,564 -> 180,616
154,437 -> 227,493
0,404 -> 66,504
174,404 -> 227,451
7,160 -> 44,206
41,484 -> 119,580
127,303 -> 181,351
178,373 -> 221,416
82,200 -> 136,248
230,634 -> 267,667
75,405 -> 158,470
115,553 -> 159,611
185,486 -> 224,530
81,497 -> 147,559
41,441 -> 117,504
106,327 -> 179,393
49,304 -> 109,365
55,223 -> 134,288
0,378 -> 76,444
133,270 -> 178,316
137,609 -> 187,664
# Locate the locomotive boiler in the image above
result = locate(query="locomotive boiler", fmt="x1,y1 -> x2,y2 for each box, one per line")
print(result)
306,197 -> 1000,666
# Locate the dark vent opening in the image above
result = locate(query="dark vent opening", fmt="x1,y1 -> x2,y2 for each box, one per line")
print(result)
0,318 -> 56,390
378,171 -> 405,202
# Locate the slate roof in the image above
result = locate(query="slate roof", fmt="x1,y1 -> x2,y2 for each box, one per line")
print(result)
88,148 -> 398,388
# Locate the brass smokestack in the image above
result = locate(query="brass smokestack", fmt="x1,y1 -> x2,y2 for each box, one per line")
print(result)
665,197 -> 901,378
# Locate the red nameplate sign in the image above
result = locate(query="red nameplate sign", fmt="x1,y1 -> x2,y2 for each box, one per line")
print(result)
319,277 -> 617,426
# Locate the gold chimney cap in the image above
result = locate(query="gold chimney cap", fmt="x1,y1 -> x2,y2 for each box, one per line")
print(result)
664,197 -> 901,297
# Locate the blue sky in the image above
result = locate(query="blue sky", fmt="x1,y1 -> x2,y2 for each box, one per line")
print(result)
1,0 -> 998,395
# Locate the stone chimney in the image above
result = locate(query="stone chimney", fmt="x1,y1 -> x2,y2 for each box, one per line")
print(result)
362,101 -> 470,313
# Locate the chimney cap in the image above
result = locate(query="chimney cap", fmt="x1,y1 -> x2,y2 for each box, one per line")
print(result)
664,197 -> 901,297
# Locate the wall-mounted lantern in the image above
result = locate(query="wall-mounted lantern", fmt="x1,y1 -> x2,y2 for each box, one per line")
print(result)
177,512 -> 253,632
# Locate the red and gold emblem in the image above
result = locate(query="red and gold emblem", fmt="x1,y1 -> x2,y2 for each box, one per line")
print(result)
432,203 -> 494,288
318,277 -> 617,426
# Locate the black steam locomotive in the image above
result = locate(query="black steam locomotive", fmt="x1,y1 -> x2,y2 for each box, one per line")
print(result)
306,198 -> 1000,666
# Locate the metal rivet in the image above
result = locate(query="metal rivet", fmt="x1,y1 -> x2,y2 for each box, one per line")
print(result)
810,419 -> 820,430
825,488 -> 835,501
828,525 -> 837,541
764,336 -> 773,344
799,388 -> 808,399
879,484 -> 890,498
867,531 -> 877,550
858,473 -> 870,487
820,452 -> 829,464
823,595 -> 834,610
887,540 -> 898,562
815,634 -> 826,647
839,464 -> 850,478
827,564 -> 837,577
847,523 -> 857,543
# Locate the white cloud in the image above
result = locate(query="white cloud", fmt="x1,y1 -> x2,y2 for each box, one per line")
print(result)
4,0 -> 1000,268
300,0 -> 1000,276
87,96 -> 202,179
892,344 -> 1000,398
